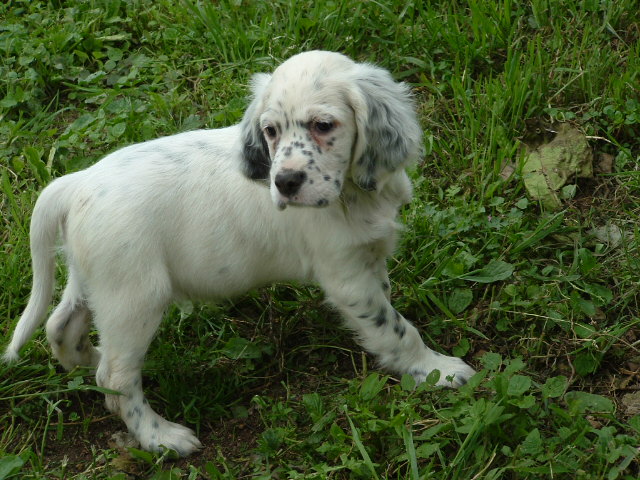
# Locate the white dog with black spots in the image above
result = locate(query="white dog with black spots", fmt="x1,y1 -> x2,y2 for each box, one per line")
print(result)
4,51 -> 475,456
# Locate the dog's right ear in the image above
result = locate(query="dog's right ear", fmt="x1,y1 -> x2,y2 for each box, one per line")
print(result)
240,73 -> 272,180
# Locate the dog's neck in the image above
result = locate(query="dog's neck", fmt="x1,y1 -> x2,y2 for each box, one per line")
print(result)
339,170 -> 412,222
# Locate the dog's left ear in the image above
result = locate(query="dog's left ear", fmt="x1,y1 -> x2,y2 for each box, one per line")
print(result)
240,73 -> 272,180
347,64 -> 424,191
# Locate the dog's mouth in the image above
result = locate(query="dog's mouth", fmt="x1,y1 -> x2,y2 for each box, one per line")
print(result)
272,191 -> 331,211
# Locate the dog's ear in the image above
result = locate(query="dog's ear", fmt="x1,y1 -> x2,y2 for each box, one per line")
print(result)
347,64 -> 423,191
240,73 -> 272,180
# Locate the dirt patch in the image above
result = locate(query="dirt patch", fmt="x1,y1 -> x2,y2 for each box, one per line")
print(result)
41,414 -> 122,473
26,347 -> 359,476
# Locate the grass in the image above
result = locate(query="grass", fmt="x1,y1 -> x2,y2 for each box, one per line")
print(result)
1,0 -> 639,478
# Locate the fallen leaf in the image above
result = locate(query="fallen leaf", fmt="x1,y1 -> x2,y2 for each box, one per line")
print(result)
522,124 -> 593,210
622,391 -> 640,416
589,223 -> 624,248
500,163 -> 515,180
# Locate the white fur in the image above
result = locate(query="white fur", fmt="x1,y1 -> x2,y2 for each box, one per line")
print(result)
3,51 -> 474,456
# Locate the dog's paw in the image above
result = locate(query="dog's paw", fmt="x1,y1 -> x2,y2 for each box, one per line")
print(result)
137,416 -> 203,457
409,353 -> 475,388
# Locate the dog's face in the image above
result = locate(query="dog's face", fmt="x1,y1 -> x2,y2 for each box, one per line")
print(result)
259,54 -> 357,209
241,51 -> 424,210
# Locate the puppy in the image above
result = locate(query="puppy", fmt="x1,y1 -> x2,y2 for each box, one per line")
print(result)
4,51 -> 475,455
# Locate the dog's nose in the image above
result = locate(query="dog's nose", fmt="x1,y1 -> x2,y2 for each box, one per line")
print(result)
275,170 -> 306,197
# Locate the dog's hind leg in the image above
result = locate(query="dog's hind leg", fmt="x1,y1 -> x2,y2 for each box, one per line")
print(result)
45,268 -> 99,370
90,276 -> 202,456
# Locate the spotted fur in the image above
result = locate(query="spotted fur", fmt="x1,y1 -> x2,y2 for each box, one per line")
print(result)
3,51 -> 474,457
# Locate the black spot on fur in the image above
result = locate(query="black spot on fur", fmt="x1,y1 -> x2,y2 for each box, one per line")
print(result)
409,368 -> 428,378
54,314 -> 72,345
316,198 -> 328,207
374,308 -> 387,327
57,315 -> 72,333
168,152 -> 188,165
358,178 -> 377,192
323,175 -> 331,181
79,196 -> 92,209
394,323 -> 406,338
75,336 -> 86,352
153,420 -> 159,429
382,281 -> 390,291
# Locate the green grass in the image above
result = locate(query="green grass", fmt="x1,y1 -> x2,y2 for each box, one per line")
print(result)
1,0 -> 639,478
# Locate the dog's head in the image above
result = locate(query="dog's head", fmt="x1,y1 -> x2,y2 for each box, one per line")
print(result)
240,51 -> 423,210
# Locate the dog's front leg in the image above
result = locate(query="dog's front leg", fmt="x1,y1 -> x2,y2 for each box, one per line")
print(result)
318,259 -> 475,387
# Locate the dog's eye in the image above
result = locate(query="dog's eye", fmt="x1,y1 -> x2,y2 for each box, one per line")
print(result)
263,126 -> 277,139
313,121 -> 334,134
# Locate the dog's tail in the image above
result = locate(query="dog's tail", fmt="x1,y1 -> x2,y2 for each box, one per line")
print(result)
3,175 -> 76,363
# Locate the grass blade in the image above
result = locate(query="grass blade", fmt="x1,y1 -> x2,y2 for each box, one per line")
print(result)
343,405 -> 380,480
